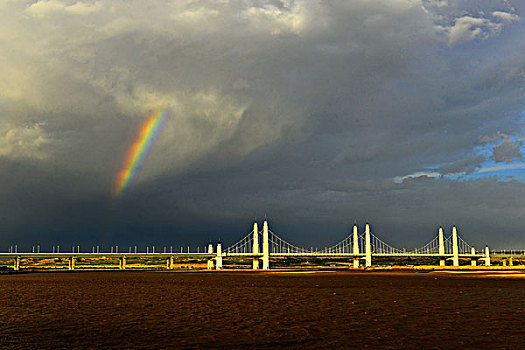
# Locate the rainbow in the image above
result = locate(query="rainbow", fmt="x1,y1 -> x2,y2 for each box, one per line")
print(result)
113,109 -> 171,198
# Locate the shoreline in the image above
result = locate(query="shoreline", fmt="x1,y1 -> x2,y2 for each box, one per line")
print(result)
2,266 -> 525,279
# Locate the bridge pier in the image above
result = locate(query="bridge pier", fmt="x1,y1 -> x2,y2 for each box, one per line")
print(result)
252,222 -> 259,270
68,256 -> 76,270
262,220 -> 269,270
216,242 -> 222,270
207,243 -> 214,270
13,256 -> 20,271
119,256 -> 126,270
167,256 -> 174,270
352,259 -> 359,268
470,247 -> 477,266
365,223 -> 372,267
452,226 -> 459,267
484,245 -> 491,267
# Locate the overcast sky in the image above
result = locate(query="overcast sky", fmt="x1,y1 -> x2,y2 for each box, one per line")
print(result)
1,0 -> 524,251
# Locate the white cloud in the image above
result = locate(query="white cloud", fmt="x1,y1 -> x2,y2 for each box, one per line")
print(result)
431,0 -> 448,8
476,163 -> 525,174
0,123 -> 52,160
26,0 -> 102,18
25,0 -> 66,17
425,1 -> 519,46
492,11 -> 519,23
241,2 -> 306,35
446,15 -> 501,46
393,171 -> 441,183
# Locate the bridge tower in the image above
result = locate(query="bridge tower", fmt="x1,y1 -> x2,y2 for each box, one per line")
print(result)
262,220 -> 270,270
484,245 -> 491,266
216,242 -> 223,270
365,223 -> 372,267
438,226 -> 445,266
207,243 -> 214,270
252,222 -> 259,270
452,226 -> 459,267
352,224 -> 359,268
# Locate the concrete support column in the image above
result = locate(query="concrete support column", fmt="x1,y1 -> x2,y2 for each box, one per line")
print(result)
438,226 -> 445,266
216,242 -> 222,270
252,258 -> 259,270
352,224 -> 359,268
252,222 -> 259,270
120,256 -> 126,270
13,256 -> 20,271
452,226 -> 459,267
167,256 -> 174,270
470,246 -> 476,266
509,257 -> 513,266
352,259 -> 359,268
484,246 -> 491,267
365,223 -> 372,267
69,256 -> 76,270
262,220 -> 269,270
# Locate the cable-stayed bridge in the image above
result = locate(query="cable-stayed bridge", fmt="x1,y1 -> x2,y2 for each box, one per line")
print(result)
214,220 -> 491,270
2,220 -> 493,270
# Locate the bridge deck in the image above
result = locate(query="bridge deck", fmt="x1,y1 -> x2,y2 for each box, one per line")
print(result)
222,253 -> 486,258
0,252 -> 492,258
0,253 -> 215,258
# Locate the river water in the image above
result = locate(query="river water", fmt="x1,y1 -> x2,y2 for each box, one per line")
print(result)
1,271 -> 523,349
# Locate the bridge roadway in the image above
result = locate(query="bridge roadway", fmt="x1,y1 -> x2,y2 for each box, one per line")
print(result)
0,252 -> 217,271
0,253 -> 214,258
491,251 -> 525,257
0,251 -> 489,271
223,252 -> 486,258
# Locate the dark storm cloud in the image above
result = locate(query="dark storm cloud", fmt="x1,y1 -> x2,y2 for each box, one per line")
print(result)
1,0 -> 524,249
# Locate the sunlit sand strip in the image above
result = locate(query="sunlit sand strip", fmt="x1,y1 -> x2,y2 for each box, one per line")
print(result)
433,270 -> 525,278
432,267 -> 525,272
483,274 -> 525,278
267,270 -> 338,274
411,265 -> 525,271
